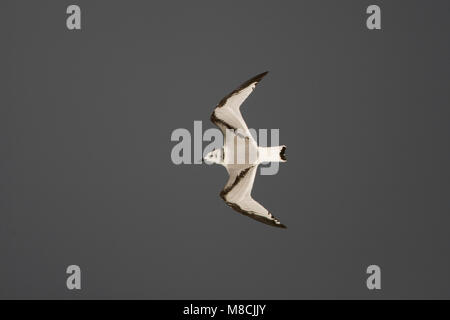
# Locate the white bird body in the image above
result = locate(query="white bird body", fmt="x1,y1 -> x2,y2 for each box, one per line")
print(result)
207,143 -> 285,167
205,72 -> 288,228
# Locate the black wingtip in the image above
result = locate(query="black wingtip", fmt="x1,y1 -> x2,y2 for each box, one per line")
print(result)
271,220 -> 287,229
253,71 -> 269,83
238,71 -> 269,91
215,71 -> 270,109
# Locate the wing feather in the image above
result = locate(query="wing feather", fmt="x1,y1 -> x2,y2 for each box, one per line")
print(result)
220,165 -> 286,228
210,72 -> 268,144
211,72 -> 286,228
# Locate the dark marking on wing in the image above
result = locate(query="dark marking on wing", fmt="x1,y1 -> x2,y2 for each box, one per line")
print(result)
216,71 -> 269,109
210,112 -> 235,131
210,112 -> 250,140
220,166 -> 253,198
225,201 -> 287,229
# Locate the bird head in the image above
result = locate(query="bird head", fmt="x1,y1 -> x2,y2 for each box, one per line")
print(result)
204,148 -> 223,165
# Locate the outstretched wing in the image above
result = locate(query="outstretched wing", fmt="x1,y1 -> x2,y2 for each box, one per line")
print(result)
220,165 -> 286,228
210,71 -> 268,142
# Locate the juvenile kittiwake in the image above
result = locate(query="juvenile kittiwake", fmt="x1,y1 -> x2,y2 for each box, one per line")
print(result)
205,71 -> 287,228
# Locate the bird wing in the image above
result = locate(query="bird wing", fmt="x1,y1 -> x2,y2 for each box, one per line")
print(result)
210,71 -> 268,145
220,165 -> 286,228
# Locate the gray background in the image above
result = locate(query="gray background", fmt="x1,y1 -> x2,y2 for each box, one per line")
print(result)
1,0 -> 450,299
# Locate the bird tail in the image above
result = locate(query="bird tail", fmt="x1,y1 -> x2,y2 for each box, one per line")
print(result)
259,145 -> 287,163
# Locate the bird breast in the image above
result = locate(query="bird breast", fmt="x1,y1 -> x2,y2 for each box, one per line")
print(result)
223,134 -> 259,166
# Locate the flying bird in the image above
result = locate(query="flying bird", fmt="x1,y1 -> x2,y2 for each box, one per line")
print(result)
205,71 -> 287,228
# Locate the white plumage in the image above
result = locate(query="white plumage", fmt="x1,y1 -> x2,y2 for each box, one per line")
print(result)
205,72 -> 287,228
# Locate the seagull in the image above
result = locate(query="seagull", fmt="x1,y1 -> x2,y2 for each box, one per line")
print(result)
205,71 -> 287,228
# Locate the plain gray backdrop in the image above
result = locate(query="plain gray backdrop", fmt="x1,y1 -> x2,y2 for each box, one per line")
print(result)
1,0 -> 450,299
